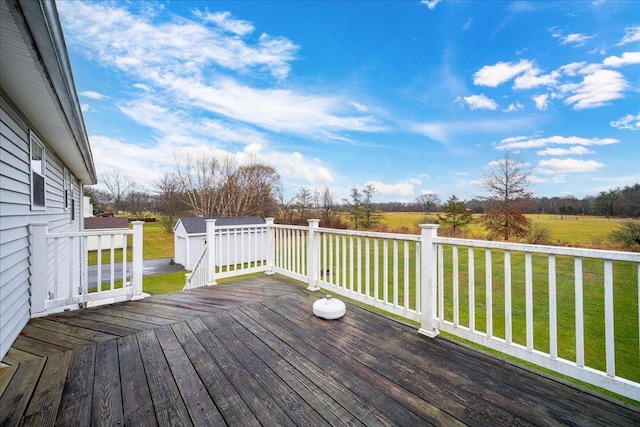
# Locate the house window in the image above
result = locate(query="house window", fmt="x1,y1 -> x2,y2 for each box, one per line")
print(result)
30,133 -> 45,209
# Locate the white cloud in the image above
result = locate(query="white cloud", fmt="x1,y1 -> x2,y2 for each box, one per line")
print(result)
532,94 -> 549,110
558,33 -> 594,46
193,10 -> 255,36
460,94 -> 498,110
504,102 -> 524,112
560,62 -> 587,76
80,90 -> 107,99
263,151 -> 334,184
410,117 -> 534,144
560,69 -> 628,109
618,25 -> 640,45
58,1 -> 298,80
350,101 -> 369,113
463,18 -> 472,30
81,103 -> 90,112
602,51 -> 640,67
514,70 -> 560,89
536,146 -> 594,156
496,135 -> 618,150
473,59 -> 533,87
367,180 -> 415,196
610,112 -> 640,130
421,0 -> 442,10
58,2 -> 384,141
537,158 -> 605,174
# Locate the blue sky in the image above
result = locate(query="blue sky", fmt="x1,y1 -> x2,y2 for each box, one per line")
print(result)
58,0 -> 639,203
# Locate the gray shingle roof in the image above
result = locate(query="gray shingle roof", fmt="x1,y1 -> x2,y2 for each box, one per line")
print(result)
178,216 -> 265,234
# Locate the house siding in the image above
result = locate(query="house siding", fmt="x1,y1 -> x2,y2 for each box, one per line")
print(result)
0,94 -> 83,359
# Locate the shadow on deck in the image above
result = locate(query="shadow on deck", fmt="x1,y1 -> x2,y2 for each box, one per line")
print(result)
1,275 -> 638,426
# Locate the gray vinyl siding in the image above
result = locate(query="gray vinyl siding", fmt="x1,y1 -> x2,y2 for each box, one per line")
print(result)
0,94 -> 83,359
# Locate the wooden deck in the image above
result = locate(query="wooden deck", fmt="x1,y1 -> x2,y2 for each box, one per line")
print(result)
1,275 -> 638,426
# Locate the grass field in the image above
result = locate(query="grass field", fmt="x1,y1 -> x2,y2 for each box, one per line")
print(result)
377,212 -> 628,248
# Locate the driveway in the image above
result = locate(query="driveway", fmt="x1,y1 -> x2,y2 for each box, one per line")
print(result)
88,257 -> 185,285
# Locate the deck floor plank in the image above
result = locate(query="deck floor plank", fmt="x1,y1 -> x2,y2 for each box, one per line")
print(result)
267,295 -> 535,426
186,317 -> 297,426
0,357 -> 45,426
136,329 -> 193,426
202,313 -> 332,427
1,276 -> 639,425
20,351 -> 72,426
54,344 -> 96,426
170,321 -> 261,427
27,317 -> 119,343
253,300 -> 468,426
154,324 -> 226,426
91,340 -> 123,426
117,334 -> 157,426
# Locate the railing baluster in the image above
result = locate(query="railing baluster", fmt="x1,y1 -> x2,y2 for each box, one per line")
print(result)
122,233 -> 127,286
525,252 -> 533,351
383,239 -> 389,304
357,237 -> 362,295
110,235 -> 115,290
393,240 -> 399,307
349,235 -> 354,292
438,244 -> 444,320
505,250 -> 512,344
374,238 -> 379,300
575,257 -> 584,367
468,247 -> 475,332
415,242 -> 421,313
404,240 -> 409,310
342,235 -> 347,289
453,245 -> 459,326
549,254 -> 557,358
604,259 -> 615,377
486,248 -> 492,337
96,236 -> 102,292
365,237 -> 370,298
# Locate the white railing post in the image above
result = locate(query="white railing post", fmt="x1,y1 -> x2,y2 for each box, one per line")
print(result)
206,219 -> 217,285
307,219 -> 321,291
418,224 -> 440,338
265,218 -> 275,275
130,221 -> 145,300
29,223 -> 48,317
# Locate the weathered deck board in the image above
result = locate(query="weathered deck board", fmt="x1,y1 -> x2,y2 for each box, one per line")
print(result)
1,275 -> 638,426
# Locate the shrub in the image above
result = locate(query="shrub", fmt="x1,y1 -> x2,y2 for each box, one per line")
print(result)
609,219 -> 640,247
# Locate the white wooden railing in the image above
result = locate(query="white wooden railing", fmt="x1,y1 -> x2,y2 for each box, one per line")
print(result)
29,221 -> 145,315
183,218 -> 640,401
184,219 -> 269,289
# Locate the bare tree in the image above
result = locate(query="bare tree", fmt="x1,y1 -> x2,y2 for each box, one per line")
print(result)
343,187 -> 363,229
480,153 -> 532,240
315,188 -> 338,227
415,193 -> 441,213
154,172 -> 187,232
361,183 -> 380,229
126,183 -> 153,219
101,170 -> 134,214
295,187 -> 314,222
174,153 -> 280,218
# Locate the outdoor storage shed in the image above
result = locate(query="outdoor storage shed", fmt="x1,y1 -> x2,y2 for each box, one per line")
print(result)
173,216 -> 266,270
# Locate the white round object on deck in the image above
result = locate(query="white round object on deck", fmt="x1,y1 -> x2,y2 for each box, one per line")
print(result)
313,295 -> 346,320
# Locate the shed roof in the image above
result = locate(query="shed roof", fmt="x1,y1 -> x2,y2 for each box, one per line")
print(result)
177,216 -> 265,235
84,217 -> 129,230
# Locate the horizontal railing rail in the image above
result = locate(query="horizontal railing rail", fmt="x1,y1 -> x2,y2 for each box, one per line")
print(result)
29,222 -> 145,315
